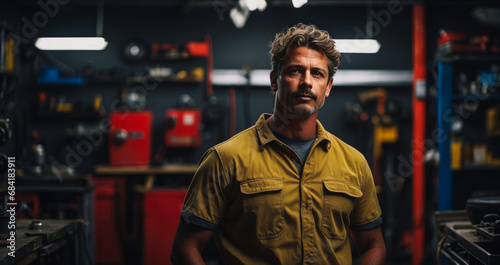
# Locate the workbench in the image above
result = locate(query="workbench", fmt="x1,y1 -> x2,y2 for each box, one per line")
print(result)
94,163 -> 198,191
15,175 -> 95,265
0,219 -> 87,265
93,164 -> 197,264
440,221 -> 500,265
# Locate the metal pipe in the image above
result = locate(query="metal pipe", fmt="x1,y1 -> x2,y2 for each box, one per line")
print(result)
412,3 -> 426,265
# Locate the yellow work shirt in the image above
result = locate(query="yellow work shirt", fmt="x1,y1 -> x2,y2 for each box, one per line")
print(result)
182,114 -> 382,265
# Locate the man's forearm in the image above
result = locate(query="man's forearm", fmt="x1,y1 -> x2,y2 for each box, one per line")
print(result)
171,219 -> 213,265
356,246 -> 386,265
171,247 -> 206,265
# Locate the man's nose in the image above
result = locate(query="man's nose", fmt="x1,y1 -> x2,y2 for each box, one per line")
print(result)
300,71 -> 313,89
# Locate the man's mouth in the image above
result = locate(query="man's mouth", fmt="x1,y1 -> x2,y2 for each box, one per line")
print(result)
293,92 -> 316,100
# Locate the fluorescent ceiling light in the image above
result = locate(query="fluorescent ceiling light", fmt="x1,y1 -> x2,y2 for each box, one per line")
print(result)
35,37 -> 108,51
292,0 -> 307,8
335,39 -> 381,54
212,69 -> 412,86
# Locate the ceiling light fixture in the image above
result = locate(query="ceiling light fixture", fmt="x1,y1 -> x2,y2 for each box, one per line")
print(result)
244,0 -> 258,11
230,0 -> 251,29
35,0 -> 108,51
35,37 -> 108,50
292,0 -> 308,8
256,0 -> 267,11
335,39 -> 381,54
230,0 -> 266,28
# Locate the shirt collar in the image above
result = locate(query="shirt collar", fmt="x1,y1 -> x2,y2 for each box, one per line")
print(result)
255,113 -> 331,151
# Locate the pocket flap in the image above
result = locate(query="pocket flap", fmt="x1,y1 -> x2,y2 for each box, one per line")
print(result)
240,178 -> 283,195
323,180 -> 362,198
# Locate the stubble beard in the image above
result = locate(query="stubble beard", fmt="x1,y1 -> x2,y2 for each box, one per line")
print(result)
289,99 -> 325,117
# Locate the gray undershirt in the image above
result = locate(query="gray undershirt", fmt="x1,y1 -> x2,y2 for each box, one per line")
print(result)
273,133 -> 316,176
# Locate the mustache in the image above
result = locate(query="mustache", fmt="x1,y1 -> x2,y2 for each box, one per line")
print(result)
290,90 -> 318,100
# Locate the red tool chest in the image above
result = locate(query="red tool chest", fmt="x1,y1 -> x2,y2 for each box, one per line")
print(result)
165,109 -> 202,147
142,189 -> 187,265
93,177 -> 127,264
109,111 -> 153,167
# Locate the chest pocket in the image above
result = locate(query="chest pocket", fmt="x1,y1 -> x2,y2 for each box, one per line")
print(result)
321,180 -> 362,242
240,178 -> 285,239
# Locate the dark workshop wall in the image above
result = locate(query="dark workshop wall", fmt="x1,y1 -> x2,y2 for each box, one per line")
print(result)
2,3 -> 415,174
0,5 -> 25,163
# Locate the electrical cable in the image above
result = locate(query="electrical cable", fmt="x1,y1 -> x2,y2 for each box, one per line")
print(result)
436,234 -> 449,265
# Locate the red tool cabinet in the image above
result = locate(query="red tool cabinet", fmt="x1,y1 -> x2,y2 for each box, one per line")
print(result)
93,176 -> 127,264
165,109 -> 202,147
93,164 -> 197,264
142,189 -> 187,265
109,111 -> 153,167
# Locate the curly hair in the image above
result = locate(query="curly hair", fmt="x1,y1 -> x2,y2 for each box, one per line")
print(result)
269,23 -> 340,78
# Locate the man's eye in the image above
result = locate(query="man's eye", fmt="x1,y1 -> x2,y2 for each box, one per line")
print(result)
290,69 -> 300,74
313,71 -> 323,77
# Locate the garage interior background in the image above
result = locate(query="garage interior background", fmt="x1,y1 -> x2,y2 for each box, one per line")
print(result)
0,0 -> 499,264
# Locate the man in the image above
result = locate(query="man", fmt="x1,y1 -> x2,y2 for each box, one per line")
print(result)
171,23 -> 386,265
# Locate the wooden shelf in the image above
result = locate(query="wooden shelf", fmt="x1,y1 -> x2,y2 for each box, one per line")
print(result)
87,77 -> 124,85
127,76 -> 203,85
150,54 -> 206,61
95,164 -> 198,192
454,94 -> 500,102
438,53 -> 500,64
36,112 -> 103,120
94,163 -> 198,175
452,164 -> 500,173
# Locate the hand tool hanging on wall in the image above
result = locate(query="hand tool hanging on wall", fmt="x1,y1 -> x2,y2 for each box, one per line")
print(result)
358,87 -> 399,188
344,87 -> 403,187
360,88 -> 400,260
343,87 -> 410,260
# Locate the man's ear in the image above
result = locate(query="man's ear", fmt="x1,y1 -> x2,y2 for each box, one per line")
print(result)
270,71 -> 278,92
325,78 -> 333,97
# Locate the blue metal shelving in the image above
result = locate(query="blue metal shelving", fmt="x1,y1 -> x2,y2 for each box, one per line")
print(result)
437,61 -> 454,211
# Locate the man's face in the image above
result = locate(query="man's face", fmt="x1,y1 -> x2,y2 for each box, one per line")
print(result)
271,46 -> 333,117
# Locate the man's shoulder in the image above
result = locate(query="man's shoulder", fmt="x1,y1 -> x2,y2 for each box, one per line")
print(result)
213,125 -> 259,155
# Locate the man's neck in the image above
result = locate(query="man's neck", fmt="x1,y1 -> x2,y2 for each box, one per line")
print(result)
266,111 -> 318,140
